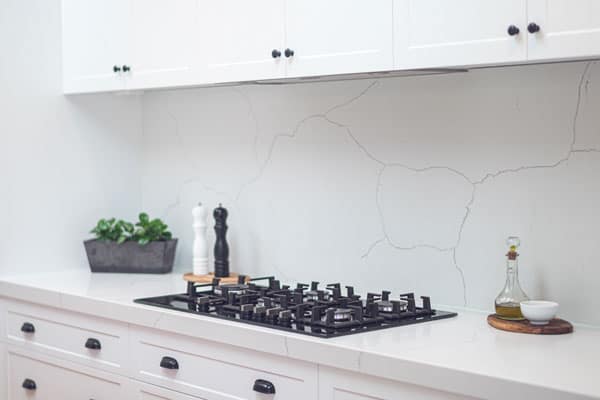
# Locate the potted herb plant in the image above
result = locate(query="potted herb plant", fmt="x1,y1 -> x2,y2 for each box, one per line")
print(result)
84,213 -> 177,274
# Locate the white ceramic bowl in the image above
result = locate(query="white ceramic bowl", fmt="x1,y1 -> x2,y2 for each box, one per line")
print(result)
520,300 -> 559,325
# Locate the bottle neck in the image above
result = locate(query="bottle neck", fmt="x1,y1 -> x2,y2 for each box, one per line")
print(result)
505,258 -> 519,287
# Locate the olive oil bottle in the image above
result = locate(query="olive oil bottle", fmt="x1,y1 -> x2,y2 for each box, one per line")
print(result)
494,237 -> 529,320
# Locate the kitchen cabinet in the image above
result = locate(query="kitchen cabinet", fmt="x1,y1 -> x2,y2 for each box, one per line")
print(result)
62,0 -> 129,93
319,367 -> 479,400
527,0 -> 600,61
131,326 -> 318,399
7,348 -> 128,400
0,342 -> 6,400
394,0 -> 528,69
3,299 -> 129,375
197,0 -> 286,83
127,0 -> 200,90
285,0 -> 394,78
133,382 -> 208,400
63,0 -> 199,93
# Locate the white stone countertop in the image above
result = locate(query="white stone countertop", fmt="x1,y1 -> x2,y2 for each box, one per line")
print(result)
0,270 -> 598,400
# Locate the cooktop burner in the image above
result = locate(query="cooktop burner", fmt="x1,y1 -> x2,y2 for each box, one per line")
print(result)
134,276 -> 457,338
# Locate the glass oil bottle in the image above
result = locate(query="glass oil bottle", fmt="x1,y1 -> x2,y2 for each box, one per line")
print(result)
494,236 -> 529,320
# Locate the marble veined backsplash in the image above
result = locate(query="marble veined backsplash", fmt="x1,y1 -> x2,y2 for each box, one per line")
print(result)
141,61 -> 600,326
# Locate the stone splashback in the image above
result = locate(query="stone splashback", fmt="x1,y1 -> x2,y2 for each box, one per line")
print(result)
141,61 -> 600,326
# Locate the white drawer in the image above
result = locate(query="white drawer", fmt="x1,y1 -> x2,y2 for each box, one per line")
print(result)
3,300 -> 128,374
133,381 -> 208,400
7,347 -> 128,400
131,326 -> 318,400
0,342 -> 6,400
319,367 -> 479,400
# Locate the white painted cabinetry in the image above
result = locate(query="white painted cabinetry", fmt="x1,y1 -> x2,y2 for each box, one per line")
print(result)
7,348 -> 128,400
285,0 -> 394,78
131,326 -> 318,399
62,0 -> 129,93
0,342 -> 6,400
132,381 -> 208,400
319,367 -> 480,400
62,0 -> 600,93
394,0 -> 528,69
527,0 -> 600,61
197,0 -> 286,83
127,0 -> 200,90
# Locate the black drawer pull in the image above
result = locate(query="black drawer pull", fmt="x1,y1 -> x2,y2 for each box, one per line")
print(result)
160,356 -> 179,370
21,322 -> 35,333
85,338 -> 102,350
253,379 -> 276,394
22,379 -> 36,390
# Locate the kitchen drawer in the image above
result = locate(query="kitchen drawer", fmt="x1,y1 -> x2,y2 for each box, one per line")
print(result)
7,347 -> 128,400
131,326 -> 318,400
319,367 -> 479,400
3,300 -> 129,374
133,381 -> 208,400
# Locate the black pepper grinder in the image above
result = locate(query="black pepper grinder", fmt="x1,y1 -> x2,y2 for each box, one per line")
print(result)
213,204 -> 230,278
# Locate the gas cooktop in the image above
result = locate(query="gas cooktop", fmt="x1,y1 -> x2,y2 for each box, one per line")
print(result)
134,276 -> 457,338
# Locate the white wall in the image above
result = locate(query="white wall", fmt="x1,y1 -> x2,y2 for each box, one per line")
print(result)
0,0 -> 143,275
142,61 -> 600,326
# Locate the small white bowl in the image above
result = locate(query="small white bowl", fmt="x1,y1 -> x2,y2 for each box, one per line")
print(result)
520,301 -> 559,325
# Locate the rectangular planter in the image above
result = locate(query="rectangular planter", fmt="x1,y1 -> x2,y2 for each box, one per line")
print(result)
84,239 -> 178,274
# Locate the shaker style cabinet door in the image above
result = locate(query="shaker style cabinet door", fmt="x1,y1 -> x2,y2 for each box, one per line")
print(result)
527,0 -> 600,61
62,0 -> 130,93
319,367 -> 480,400
7,349 -> 127,400
394,0 -> 527,69
284,0 -> 394,78
196,0 -> 286,83
0,343 -> 6,400
127,0 -> 200,90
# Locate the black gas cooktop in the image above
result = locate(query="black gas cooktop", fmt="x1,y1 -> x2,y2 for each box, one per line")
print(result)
134,276 -> 457,338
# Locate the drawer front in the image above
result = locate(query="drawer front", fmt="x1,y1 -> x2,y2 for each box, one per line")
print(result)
4,300 -> 128,373
319,367 -> 479,400
132,327 -> 318,400
7,348 -> 127,400
134,381 -> 208,400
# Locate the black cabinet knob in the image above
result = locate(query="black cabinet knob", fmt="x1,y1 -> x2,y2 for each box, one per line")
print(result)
113,65 -> 121,73
284,48 -> 295,58
85,338 -> 102,350
271,49 -> 282,59
528,22 -> 540,34
253,379 -> 276,394
507,25 -> 520,36
160,356 -> 179,370
21,322 -> 35,333
122,65 -> 131,72
22,379 -> 37,391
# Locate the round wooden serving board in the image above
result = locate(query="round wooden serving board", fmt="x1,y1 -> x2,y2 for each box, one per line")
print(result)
487,314 -> 573,335
183,272 -> 250,285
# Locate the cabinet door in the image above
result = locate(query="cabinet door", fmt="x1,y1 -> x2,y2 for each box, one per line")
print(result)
7,349 -> 127,400
0,343 -> 6,400
395,0 -> 527,69
319,367 -> 479,400
127,0 -> 200,90
133,382 -> 207,400
528,0 -> 600,61
62,0 -> 130,93
197,0 -> 286,83
285,0 -> 393,78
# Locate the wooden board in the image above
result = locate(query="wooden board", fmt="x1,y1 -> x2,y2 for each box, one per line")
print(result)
183,272 -> 250,285
487,314 -> 573,335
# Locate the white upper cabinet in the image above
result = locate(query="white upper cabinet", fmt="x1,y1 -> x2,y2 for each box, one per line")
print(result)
285,0 -> 394,78
62,0 -> 129,93
197,0 -> 286,83
127,0 -> 200,90
395,0 -> 527,69
527,0 -> 600,61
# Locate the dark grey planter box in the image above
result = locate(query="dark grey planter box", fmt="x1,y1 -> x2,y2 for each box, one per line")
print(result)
84,239 -> 178,274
